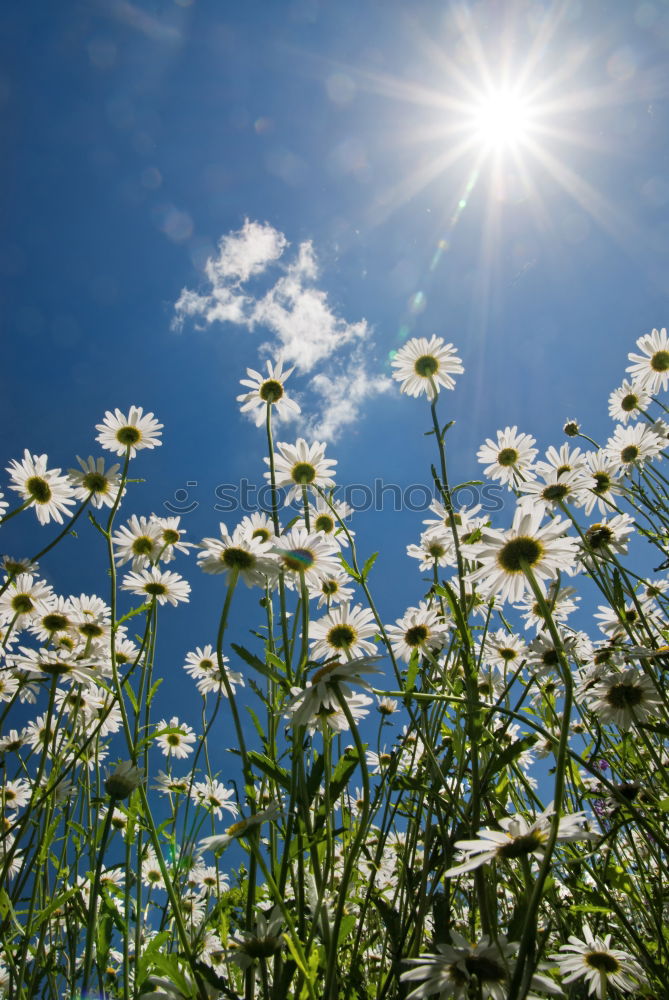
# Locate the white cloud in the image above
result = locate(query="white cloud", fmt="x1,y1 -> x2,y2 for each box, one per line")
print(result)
173,219 -> 387,440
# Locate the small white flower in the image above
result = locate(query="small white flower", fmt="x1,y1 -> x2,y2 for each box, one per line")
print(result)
155,717 -> 197,759
626,326 -> 669,394
95,406 -> 163,458
6,450 -> 76,525
121,567 -> 191,606
391,336 -> 464,400
237,357 -> 301,426
477,426 -> 538,487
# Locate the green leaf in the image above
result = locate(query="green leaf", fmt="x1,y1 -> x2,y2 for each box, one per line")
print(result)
339,554 -> 361,582
485,735 -> 537,780
247,751 -> 290,790
232,643 -> 284,684
405,649 -> 420,695
115,603 -> 151,627
360,552 -> 378,581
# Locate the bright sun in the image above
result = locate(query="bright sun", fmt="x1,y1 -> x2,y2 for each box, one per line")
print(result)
471,88 -> 533,150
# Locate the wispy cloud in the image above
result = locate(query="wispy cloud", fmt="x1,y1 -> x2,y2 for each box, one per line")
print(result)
173,220 -> 389,440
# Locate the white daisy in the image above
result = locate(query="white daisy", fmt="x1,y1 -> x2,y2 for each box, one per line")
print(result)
284,656 -> 382,731
626,326 -> 669,394
190,778 -> 238,819
272,526 -> 340,590
155,717 -> 197,758
534,442 -> 586,479
121,567 -> 191,606
479,628 -> 527,670
237,357 -> 301,426
577,450 -> 626,516
581,513 -> 635,559
604,422 -> 664,474
309,603 -> 377,661
385,601 -> 450,663
6,450 -> 76,525
466,505 -> 578,604
391,335 -> 464,400
0,574 -> 53,627
407,527 -> 456,571
199,803 -> 281,854
583,667 -> 662,730
236,511 -> 277,545
95,406 -> 163,458
150,516 -> 194,563
112,514 -> 163,570
477,426 -> 538,487
198,522 -> 278,587
67,456 -> 122,508
182,644 -> 244,696
518,467 -> 586,513
308,570 -> 355,608
514,581 -> 580,631
68,593 -> 112,641
445,804 -> 593,877
307,496 -> 354,548
265,438 -> 336,504
551,924 -> 645,998
608,379 -> 652,424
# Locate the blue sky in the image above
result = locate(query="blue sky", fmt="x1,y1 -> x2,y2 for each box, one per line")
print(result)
3,0 -> 669,724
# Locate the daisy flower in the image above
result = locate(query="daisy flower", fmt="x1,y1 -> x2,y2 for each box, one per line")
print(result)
604,422 -> 664,474
190,778 -> 239,819
237,357 -> 301,426
237,511 -> 277,545
150,516 -> 194,562
514,581 -> 580,631
121,567 -> 191,606
182,644 -> 244,696
198,522 -> 278,587
112,514 -> 163,570
534,442 -> 586,479
583,667 -> 662,730
286,686 -> 373,734
407,528 -> 456,571
391,335 -> 464,400
0,574 -> 53,627
518,467 -> 586,513
67,455 -> 122,508
578,450 -> 626,516
95,406 -> 163,458
479,628 -> 527,670
477,426 -> 538,488
626,326 -> 669,394
272,526 -> 340,589
284,656 -> 382,731
6,450 -> 76,525
445,804 -> 593,877
307,496 -> 354,548
199,803 -> 281,854
28,595 -> 76,643
551,924 -> 644,998
385,601 -> 450,663
608,379 -> 652,424
155,717 -> 197,758
581,513 -> 635,559
68,593 -> 112,641
265,438 -> 336,505
466,505 -> 578,604
308,570 -> 355,608
309,603 -> 377,661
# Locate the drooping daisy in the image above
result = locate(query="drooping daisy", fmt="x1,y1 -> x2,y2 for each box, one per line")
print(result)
551,924 -> 644,998
112,514 -> 163,570
67,455 -> 122,508
391,335 -> 464,400
237,357 -> 301,426
626,326 -> 669,394
445,804 -> 593,877
267,439 -> 337,506
284,656 -> 382,731
466,505 -> 578,605
6,450 -> 76,525
272,526 -> 340,590
583,668 -> 662,730
286,686 -> 373,734
199,803 -> 281,854
604,422 -> 664,474
309,603 -> 377,661
608,379 -> 652,424
95,406 -> 163,458
385,602 -> 450,663
477,426 -> 538,487
198,522 -> 278,588
190,778 -> 239,819
155,717 -> 197,758
121,567 -> 191,606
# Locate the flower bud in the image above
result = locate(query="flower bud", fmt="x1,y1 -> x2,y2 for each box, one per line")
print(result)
105,760 -> 144,800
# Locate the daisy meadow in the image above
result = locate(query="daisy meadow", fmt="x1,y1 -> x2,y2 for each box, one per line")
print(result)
391,335 -> 464,400
95,406 -> 163,458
